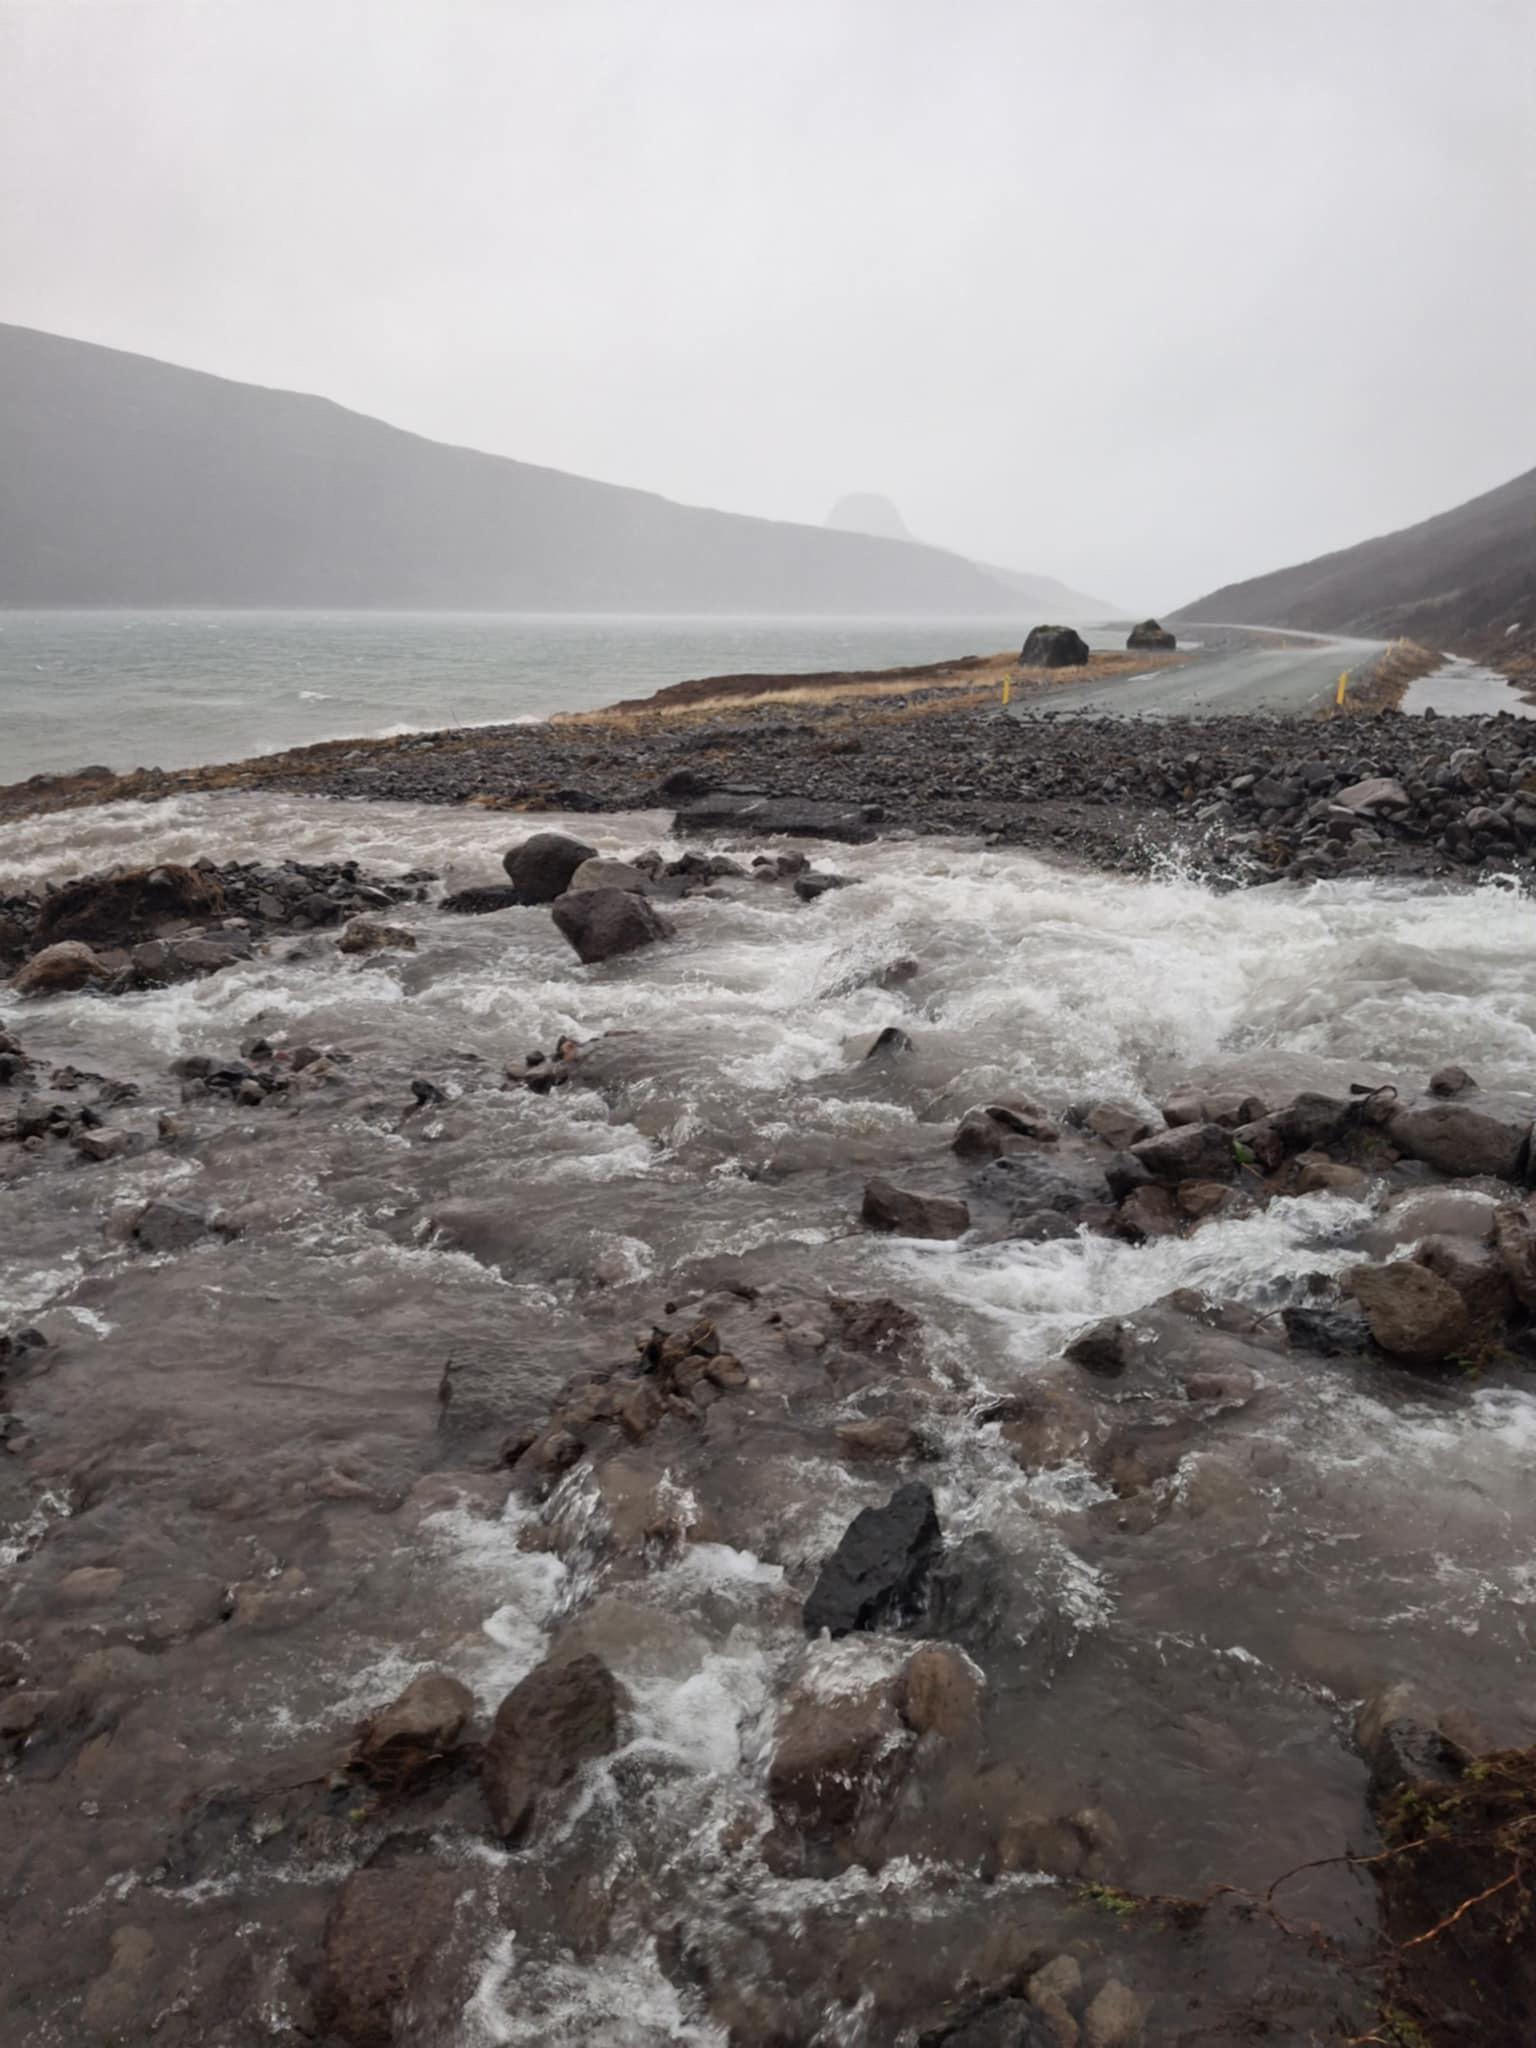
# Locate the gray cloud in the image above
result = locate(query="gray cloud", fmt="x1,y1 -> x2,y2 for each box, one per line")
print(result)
3,0 -> 1532,607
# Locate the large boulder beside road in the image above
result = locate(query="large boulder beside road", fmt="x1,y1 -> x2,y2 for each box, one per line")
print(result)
1020,625 -> 1090,668
1127,619 -> 1176,650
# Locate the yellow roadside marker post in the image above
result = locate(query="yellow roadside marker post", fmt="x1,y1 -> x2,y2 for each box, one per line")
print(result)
1335,671 -> 1348,712
1002,673 -> 1012,707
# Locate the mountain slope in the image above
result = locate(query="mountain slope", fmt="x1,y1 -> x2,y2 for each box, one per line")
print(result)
1172,464 -> 1536,648
0,325 -> 1014,614
825,490 -> 1118,618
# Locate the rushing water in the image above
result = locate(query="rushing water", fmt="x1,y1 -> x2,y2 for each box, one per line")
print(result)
0,610 -> 1107,783
3,791 -> 1535,2043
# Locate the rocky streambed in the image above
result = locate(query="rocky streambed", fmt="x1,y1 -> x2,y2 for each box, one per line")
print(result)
3,789 -> 1536,2046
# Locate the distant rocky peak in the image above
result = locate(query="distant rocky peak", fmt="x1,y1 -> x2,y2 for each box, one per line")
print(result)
824,493 -> 916,543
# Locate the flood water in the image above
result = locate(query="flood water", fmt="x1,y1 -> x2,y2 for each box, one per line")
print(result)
4,790 -> 1536,2043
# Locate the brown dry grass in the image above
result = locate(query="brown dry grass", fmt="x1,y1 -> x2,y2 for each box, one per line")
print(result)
1336,639 -> 1442,715
554,648 -> 1183,732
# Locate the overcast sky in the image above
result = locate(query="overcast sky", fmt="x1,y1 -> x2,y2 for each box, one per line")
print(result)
2,0 -> 1532,607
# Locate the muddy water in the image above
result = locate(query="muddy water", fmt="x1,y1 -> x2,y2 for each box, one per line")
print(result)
4,792 -> 1536,2044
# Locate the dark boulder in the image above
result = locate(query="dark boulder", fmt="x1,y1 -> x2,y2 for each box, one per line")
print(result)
1126,618 -> 1177,651
794,872 -> 852,902
670,793 -> 879,844
501,831 -> 597,904
130,1199 -> 224,1254
439,883 -> 521,915
550,887 -> 674,965
1282,1302 -> 1370,1355
1387,1102 -> 1529,1181
480,1651 -> 624,1842
1020,625 -> 1090,668
1129,1120 -> 1236,1184
352,1671 -> 474,1791
803,1480 -> 942,1638
861,1178 -> 970,1239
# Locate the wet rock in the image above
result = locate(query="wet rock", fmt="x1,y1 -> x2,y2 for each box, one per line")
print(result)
80,1926 -> 159,2035
1413,1234 -> 1513,1321
1492,1202 -> 1536,1307
1068,1099 -> 1154,1148
861,1178 -> 970,1239
944,2000 -> 1058,2047
670,793 -> 880,843
898,1642 -> 982,1737
129,1198 -> 225,1253
834,1296 -> 924,1359
1083,1980 -> 1145,2048
1020,624 -> 1090,668
567,855 -> 651,894
768,1657 -> 909,1834
338,917 -> 416,953
954,1103 -> 1059,1160
1429,1063 -> 1476,1097
1387,1101 -> 1528,1180
353,1670 -> 475,1790
1128,1120 -> 1235,1183
321,1861 -> 466,2048
1345,1260 -> 1473,1365
1127,618 -> 1176,650
803,1481 -> 942,1638
550,885 -> 674,965
864,1025 -> 914,1060
836,1417 -> 928,1461
1355,1682 -> 1462,1800
1282,1301 -> 1370,1355
1332,775 -> 1409,815
1116,1184 -> 1181,1240
794,870 -> 852,902
439,882 -> 521,914
480,1651 -> 624,1842
502,830 -> 598,903
33,861 -> 223,948
0,1688 -> 56,1746
1064,1318 -> 1134,1377
1294,1152 -> 1369,1197
12,940 -> 110,996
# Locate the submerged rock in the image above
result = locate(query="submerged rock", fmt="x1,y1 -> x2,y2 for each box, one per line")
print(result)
550,885 -> 674,965
501,830 -> 597,903
768,1659 -> 909,1834
321,1861 -> 466,2048
862,1178 -> 970,1239
352,1670 -> 474,1790
338,917 -> 416,954
480,1651 -> 624,1842
803,1480 -> 942,1637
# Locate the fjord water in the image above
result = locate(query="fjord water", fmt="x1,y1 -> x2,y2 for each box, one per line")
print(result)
0,610 -> 1052,782
4,787 -> 1535,2042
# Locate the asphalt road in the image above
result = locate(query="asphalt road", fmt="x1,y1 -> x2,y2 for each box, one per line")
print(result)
1016,623 -> 1386,719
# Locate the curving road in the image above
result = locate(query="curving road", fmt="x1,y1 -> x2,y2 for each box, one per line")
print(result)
1015,623 -> 1386,719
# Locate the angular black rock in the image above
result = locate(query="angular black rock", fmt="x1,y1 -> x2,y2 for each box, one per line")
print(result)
803,1480 -> 942,1638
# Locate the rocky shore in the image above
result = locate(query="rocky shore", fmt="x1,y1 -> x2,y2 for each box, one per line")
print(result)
8,692 -> 1536,893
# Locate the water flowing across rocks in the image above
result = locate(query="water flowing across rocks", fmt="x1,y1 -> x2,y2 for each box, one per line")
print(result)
3,789 -> 1536,2045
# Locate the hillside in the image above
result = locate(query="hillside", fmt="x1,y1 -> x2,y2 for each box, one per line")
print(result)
1173,463 -> 1536,656
825,490 -> 1117,618
0,325 -> 1014,614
